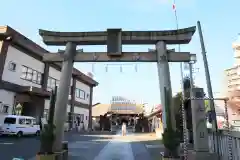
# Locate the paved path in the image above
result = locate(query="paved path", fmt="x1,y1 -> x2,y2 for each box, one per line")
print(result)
0,131 -> 163,160
93,136 -> 134,160
69,131 -> 163,160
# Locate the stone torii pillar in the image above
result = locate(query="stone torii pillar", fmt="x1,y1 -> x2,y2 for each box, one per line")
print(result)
53,42 -> 76,151
156,41 -> 176,130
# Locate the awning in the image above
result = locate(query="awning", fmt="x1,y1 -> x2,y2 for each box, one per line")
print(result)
0,80 -> 51,97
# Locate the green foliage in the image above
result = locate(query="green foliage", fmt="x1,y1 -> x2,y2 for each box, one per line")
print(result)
39,124 -> 56,154
204,100 -> 211,112
162,87 -> 180,157
162,127 -> 181,157
173,92 -> 182,115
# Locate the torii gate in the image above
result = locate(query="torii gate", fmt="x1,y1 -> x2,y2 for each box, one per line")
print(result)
39,27 -> 196,151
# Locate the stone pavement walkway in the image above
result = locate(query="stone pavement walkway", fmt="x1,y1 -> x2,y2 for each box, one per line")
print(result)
94,138 -> 134,160
69,131 -> 163,160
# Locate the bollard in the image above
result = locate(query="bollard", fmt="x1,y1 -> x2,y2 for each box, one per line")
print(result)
62,141 -> 68,150
62,141 -> 68,160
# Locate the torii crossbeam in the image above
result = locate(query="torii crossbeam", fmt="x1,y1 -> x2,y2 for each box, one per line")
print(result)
38,26 -> 196,152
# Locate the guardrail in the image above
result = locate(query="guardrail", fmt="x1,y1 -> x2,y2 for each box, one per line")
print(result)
208,129 -> 240,160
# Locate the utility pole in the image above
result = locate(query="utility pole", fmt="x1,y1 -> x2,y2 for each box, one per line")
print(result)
189,63 -> 194,89
197,21 -> 218,131
189,54 -> 197,89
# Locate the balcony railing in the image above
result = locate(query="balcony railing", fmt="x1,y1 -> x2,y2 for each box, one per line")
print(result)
208,129 -> 240,160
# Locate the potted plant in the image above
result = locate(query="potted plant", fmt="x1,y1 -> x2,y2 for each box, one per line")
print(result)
162,127 -> 181,159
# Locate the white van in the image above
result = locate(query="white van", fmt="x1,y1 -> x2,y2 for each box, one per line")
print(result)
0,115 -> 40,137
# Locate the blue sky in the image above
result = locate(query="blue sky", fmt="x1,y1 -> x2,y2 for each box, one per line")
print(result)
1,0 -> 239,105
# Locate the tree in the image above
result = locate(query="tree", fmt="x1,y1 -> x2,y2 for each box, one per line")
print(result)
162,87 -> 180,158
173,77 -> 191,115
172,76 -> 193,143
204,100 -> 211,112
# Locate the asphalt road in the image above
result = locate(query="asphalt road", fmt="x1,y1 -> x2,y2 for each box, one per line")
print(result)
0,130 -> 163,160
0,132 -> 113,160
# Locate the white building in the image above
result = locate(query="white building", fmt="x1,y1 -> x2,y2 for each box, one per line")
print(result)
221,34 -> 240,123
0,26 -> 98,129
224,35 -> 240,97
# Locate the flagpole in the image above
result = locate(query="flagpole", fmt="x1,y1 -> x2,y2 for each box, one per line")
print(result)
172,1 -> 188,159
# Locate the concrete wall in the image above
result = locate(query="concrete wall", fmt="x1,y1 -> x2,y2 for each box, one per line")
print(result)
2,45 -> 44,88
0,89 -> 15,125
75,80 -> 90,104
47,66 -> 73,93
44,99 -> 71,112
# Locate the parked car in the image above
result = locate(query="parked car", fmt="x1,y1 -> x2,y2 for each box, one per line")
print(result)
0,115 -> 40,137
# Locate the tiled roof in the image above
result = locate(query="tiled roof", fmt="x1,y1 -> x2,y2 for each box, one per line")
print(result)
92,104 -> 111,117
92,103 -> 144,117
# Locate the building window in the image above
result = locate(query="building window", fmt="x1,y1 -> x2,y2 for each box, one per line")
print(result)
21,65 -> 42,84
75,89 -> 80,98
75,89 -> 85,99
44,109 -> 49,120
2,105 -> 9,113
79,90 -> 85,99
32,70 -> 38,83
8,61 -> 16,71
86,116 -> 88,120
47,77 -> 59,90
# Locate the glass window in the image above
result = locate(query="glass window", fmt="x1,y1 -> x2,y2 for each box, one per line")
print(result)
47,78 -> 52,89
44,109 -> 49,120
26,68 -> 33,80
19,119 -> 25,124
37,73 -> 42,84
2,105 -> 9,113
32,70 -> 38,82
56,80 -> 60,87
25,119 -> 32,125
21,65 -> 42,84
79,90 -> 85,99
21,66 -> 28,79
4,117 -> 16,124
8,61 -> 16,71
86,116 -> 88,120
51,79 -> 56,89
75,89 -> 80,98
